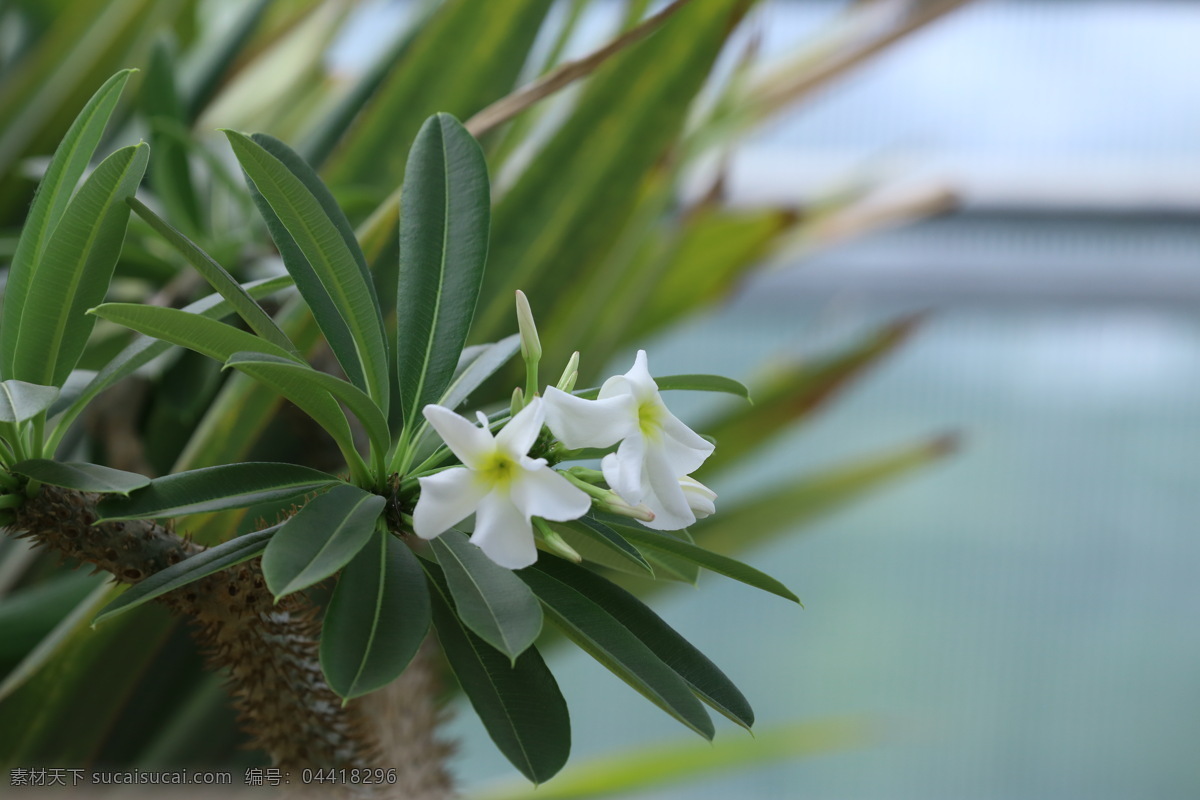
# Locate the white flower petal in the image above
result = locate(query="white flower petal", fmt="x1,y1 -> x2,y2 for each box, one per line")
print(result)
496,396 -> 546,456
639,446 -> 696,531
543,387 -> 636,448
471,490 -> 538,569
413,468 -> 487,539
601,434 -> 646,504
679,475 -> 716,519
423,404 -> 494,469
510,466 -> 591,522
658,411 -> 715,475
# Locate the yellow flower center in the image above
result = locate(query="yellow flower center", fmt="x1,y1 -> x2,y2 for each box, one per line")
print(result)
479,450 -> 518,488
637,399 -> 665,440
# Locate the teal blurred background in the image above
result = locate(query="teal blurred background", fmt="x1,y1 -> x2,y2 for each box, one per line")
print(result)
435,0 -> 1200,796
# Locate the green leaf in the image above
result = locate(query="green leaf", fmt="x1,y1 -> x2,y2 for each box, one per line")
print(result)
410,333 -> 521,462
320,529 -> 430,699
520,556 -> 715,740
48,275 -> 294,451
396,113 -> 491,439
95,462 -> 340,521
224,352 -> 391,464
652,374 -> 750,400
0,381 -> 60,423
430,530 -> 542,662
127,197 -> 296,354
224,130 -> 389,410
9,142 -> 149,387
554,516 -> 654,576
88,302 -> 303,366
141,38 -> 200,233
699,317 -> 920,475
691,435 -> 958,555
426,563 -> 570,785
439,333 -> 521,413
1,70 -> 133,379
475,0 -> 751,347
90,525 -> 281,628
531,556 -> 753,730
261,484 -> 385,600
574,374 -> 749,402
9,459 -> 149,495
472,721 -> 867,800
610,524 -> 800,604
326,0 -> 553,194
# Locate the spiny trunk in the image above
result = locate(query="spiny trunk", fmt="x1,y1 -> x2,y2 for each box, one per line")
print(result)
10,484 -> 454,795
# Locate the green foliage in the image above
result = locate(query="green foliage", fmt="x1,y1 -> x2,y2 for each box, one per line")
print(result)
95,462 -> 338,521
261,484 -> 384,600
395,113 -> 491,461
321,529 -> 430,700
0,0 -> 964,787
428,563 -> 571,785
431,530 -> 543,663
8,460 -> 149,495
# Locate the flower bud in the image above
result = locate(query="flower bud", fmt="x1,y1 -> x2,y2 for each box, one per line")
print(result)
515,290 -> 542,363
679,475 -> 716,520
555,351 -> 580,392
533,518 -> 582,563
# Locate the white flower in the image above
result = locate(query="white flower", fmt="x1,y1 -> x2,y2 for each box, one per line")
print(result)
543,350 -> 714,531
679,475 -> 716,520
413,397 -> 590,569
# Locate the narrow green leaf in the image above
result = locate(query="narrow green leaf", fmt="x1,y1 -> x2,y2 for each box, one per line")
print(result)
396,113 -> 491,437
9,459 -> 149,495
95,463 -> 339,521
531,556 -> 754,730
430,530 -> 542,661
426,563 -> 570,784
0,381 -> 60,423
326,0 -> 552,194
261,484 -> 385,600
11,142 -> 149,387
1,70 -> 133,379
520,557 -> 715,740
49,275 -> 294,450
88,303 -> 303,367
224,352 -> 391,463
409,333 -> 521,462
652,374 -> 750,400
320,529 -> 430,699
575,374 -> 748,402
691,435 -> 958,555
0,582 -> 116,704
472,721 -> 866,800
224,130 -> 389,410
90,525 -> 280,628
555,516 -> 654,575
475,0 -> 750,346
127,197 -> 296,354
181,0 -> 272,120
699,318 -> 920,475
142,38 -> 200,232
611,524 -> 800,604
438,333 -> 520,413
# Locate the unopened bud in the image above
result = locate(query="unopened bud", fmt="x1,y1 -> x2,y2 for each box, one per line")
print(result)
533,518 -> 581,563
556,351 -> 580,392
510,386 -> 525,416
515,290 -> 542,363
562,471 -> 655,523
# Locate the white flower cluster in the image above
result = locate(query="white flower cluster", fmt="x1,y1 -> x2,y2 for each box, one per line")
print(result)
412,350 -> 716,569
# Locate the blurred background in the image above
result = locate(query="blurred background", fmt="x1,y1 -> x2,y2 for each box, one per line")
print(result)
427,1 -> 1200,797
1,0 -> 1197,797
